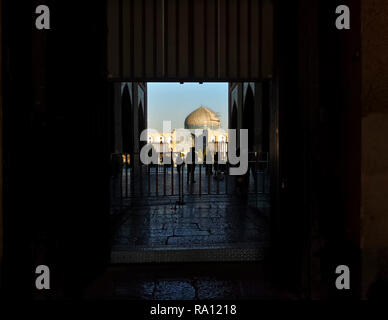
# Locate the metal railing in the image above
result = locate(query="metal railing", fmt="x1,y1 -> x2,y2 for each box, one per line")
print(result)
110,151 -> 270,203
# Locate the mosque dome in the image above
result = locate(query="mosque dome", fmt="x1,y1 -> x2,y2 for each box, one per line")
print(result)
184,106 -> 221,130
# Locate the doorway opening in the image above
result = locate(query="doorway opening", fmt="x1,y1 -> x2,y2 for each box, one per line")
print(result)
109,82 -> 272,264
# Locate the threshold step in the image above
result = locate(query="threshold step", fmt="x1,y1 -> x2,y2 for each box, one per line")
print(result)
111,243 -> 269,263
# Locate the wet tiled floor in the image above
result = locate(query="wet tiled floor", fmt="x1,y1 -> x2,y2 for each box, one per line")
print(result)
113,197 -> 268,247
111,194 -> 270,262
92,162 -> 279,299
99,172 -> 279,299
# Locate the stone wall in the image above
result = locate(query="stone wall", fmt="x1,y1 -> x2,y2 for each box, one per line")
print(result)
361,0 -> 388,297
0,0 -> 2,265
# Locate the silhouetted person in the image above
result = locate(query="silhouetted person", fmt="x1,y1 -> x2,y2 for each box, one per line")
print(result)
186,147 -> 197,184
213,151 -> 221,180
234,147 -> 248,198
214,151 -> 219,172
204,150 -> 212,175
159,141 -> 164,164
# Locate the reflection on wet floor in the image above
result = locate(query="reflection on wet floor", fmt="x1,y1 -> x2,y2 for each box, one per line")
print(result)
104,171 -> 276,298
111,194 -> 270,263
113,196 -> 269,249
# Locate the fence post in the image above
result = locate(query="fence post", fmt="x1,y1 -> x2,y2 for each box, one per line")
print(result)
182,163 -> 185,203
119,154 -> 123,201
125,154 -> 128,198
139,155 -> 143,196
148,164 -> 151,196
225,162 -> 228,194
187,162 -> 189,184
216,169 -> 220,195
255,152 -> 258,194
208,166 -> 211,194
171,151 -> 174,195
163,165 -> 166,196
177,163 -> 185,204
155,164 -> 158,197
199,163 -> 202,196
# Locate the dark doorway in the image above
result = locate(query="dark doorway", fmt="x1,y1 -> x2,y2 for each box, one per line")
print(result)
109,82 -> 270,266
0,0 -> 363,301
243,85 -> 255,151
231,102 -> 238,130
122,84 -> 133,154
138,102 -> 145,150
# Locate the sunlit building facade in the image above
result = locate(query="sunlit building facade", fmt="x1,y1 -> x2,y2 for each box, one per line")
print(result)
147,106 -> 228,163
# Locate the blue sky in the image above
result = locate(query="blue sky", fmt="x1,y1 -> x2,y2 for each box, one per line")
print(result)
147,82 -> 228,132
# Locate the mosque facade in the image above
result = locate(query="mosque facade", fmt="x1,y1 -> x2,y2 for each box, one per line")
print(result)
147,106 -> 228,163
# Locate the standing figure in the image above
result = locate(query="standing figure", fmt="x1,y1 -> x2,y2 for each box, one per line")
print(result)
186,147 -> 197,184
204,149 -> 213,175
213,151 -> 219,178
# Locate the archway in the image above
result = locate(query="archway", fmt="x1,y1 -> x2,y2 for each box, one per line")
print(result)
138,102 -> 145,150
243,85 -> 255,151
121,84 -> 133,154
231,102 -> 238,130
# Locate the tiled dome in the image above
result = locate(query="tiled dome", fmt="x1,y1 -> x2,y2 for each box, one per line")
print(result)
184,106 -> 221,130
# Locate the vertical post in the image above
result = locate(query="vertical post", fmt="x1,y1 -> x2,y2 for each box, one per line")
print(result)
139,155 -> 143,196
178,163 -> 181,203
233,162 -> 237,194
171,151 -> 174,195
163,165 -> 166,196
119,155 -> 123,201
199,163 -> 202,196
147,164 -> 151,196
225,162 -> 228,194
216,142 -> 219,194
216,171 -> 220,194
190,164 -> 193,195
187,162 -> 189,184
255,152 -> 258,194
208,167 -> 211,194
125,154 -> 128,198
182,163 -> 185,203
189,173 -> 193,194
155,164 -> 158,196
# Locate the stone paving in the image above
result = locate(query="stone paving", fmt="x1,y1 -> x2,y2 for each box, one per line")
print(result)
84,177 -> 299,299
97,170 -> 277,299
112,194 -> 270,252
